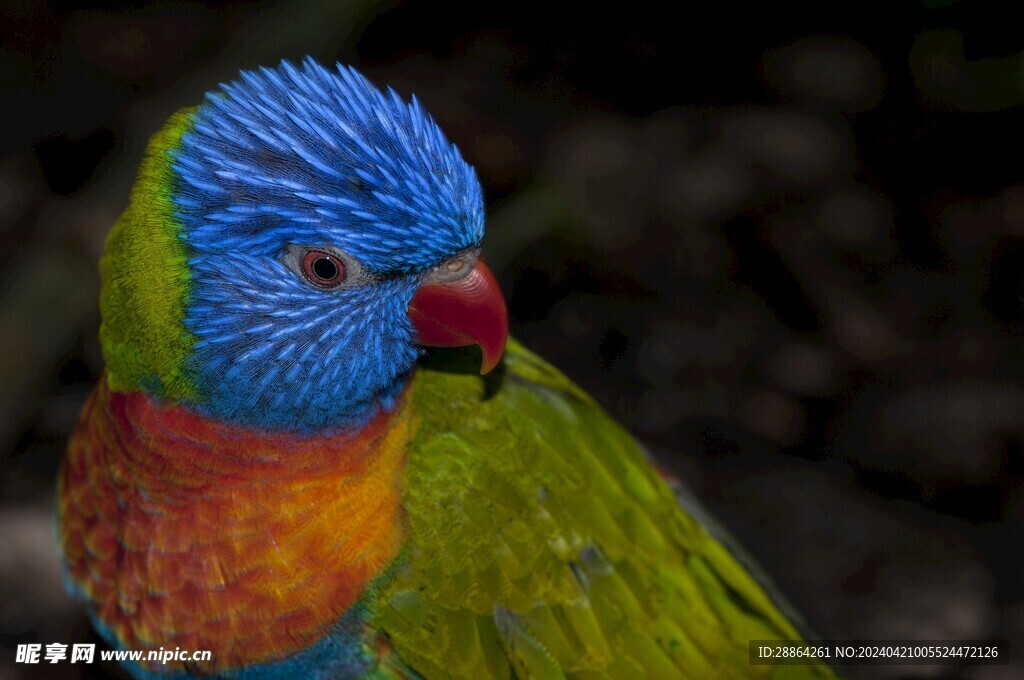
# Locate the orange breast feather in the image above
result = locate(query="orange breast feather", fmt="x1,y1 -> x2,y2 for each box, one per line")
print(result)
58,377 -> 411,671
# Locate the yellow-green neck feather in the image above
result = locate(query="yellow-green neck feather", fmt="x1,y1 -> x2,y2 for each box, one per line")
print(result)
100,109 -> 198,400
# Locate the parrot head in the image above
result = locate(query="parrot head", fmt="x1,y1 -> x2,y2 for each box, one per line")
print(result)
101,58 -> 508,430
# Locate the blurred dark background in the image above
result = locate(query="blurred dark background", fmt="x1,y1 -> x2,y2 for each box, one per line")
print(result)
2,1 -> 1023,678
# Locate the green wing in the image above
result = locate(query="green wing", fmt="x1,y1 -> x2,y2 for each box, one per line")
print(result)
370,340 -> 833,680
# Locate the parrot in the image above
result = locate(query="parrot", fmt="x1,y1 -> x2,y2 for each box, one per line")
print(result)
57,57 -> 835,679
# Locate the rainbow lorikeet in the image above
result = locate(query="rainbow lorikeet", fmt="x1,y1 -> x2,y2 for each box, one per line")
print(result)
58,58 -> 834,679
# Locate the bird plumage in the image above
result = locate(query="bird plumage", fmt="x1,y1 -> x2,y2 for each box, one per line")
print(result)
102,59 -> 483,430
374,340 -> 832,679
59,58 -> 834,679
59,376 -> 411,676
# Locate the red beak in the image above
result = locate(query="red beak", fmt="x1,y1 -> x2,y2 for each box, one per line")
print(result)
408,261 -> 509,374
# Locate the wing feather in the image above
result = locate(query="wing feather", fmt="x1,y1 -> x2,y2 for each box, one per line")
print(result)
370,340 -> 834,679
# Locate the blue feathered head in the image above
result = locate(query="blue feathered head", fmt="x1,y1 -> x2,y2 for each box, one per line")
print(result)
162,58 -> 493,430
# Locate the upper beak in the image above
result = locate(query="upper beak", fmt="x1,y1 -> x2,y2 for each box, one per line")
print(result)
408,260 -> 509,374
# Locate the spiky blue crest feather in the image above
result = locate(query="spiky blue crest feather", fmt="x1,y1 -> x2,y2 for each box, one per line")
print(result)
175,58 -> 483,268
168,58 -> 486,430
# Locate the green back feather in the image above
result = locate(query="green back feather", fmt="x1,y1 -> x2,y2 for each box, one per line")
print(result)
374,340 -> 834,679
100,109 -> 197,399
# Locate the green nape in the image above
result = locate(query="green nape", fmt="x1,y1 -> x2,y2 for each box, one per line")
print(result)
100,108 -> 198,400
374,339 -> 835,680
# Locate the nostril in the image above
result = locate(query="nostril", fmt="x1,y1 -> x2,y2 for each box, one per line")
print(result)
427,250 -> 480,283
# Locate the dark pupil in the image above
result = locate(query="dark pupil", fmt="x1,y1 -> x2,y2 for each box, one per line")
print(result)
312,257 -> 338,281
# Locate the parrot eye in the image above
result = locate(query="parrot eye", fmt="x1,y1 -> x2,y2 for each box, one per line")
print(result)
303,251 -> 345,287
282,245 -> 363,290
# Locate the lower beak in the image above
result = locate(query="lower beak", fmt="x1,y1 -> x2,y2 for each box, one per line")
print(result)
408,261 -> 509,374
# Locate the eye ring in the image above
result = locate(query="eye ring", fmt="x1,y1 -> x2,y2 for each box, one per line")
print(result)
301,250 -> 345,287
282,244 -> 367,290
